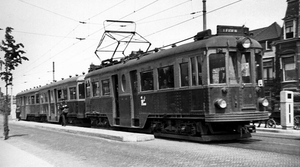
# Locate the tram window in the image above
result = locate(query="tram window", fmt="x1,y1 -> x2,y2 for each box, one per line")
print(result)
86,80 -> 91,98
26,96 -> 29,105
191,57 -> 196,86
69,87 -> 77,100
40,94 -> 44,103
121,74 -> 126,92
31,96 -> 35,104
209,53 -> 226,84
180,63 -> 189,87
102,79 -> 111,95
255,53 -> 263,82
197,56 -> 203,85
78,83 -> 85,99
63,89 -> 67,100
229,52 -> 239,84
36,94 -> 40,104
58,90 -> 62,100
44,93 -> 48,103
92,81 -> 100,97
58,89 -> 67,100
241,53 -> 252,83
141,71 -> 154,91
50,91 -> 54,102
158,66 -> 174,89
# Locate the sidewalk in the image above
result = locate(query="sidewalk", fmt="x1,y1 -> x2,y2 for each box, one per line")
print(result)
254,123 -> 300,136
9,119 -> 155,142
0,139 -> 53,167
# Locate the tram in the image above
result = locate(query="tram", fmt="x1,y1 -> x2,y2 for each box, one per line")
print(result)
85,25 -> 270,141
16,75 -> 86,124
16,25 -> 269,141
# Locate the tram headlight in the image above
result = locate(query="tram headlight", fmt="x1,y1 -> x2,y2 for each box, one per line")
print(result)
258,98 -> 269,107
237,37 -> 252,49
215,99 -> 227,109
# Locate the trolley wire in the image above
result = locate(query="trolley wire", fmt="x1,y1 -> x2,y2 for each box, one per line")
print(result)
13,0 -> 243,86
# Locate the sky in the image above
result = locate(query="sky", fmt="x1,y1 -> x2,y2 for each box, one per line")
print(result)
0,0 -> 287,95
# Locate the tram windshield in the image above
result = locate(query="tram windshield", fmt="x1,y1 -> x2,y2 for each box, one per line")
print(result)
209,51 -> 259,85
209,53 -> 226,84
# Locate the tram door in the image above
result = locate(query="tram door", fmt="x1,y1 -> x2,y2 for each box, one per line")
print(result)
112,75 -> 120,125
130,70 -> 139,126
240,52 -> 256,109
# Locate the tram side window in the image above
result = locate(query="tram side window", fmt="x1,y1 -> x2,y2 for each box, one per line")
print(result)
158,66 -> 174,89
36,94 -> 40,104
78,83 -> 85,99
58,89 -> 67,100
86,80 -> 91,98
180,63 -> 189,87
241,53 -> 252,83
197,56 -> 203,85
229,52 -> 239,84
31,95 -> 35,104
69,87 -> 77,100
40,94 -> 44,104
50,91 -> 54,102
191,57 -> 196,86
102,79 -> 110,96
209,53 -> 226,84
92,81 -> 100,97
141,71 -> 154,91
44,93 -> 48,103
63,89 -> 67,100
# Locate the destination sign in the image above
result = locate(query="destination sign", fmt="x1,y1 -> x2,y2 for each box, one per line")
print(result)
217,25 -> 249,36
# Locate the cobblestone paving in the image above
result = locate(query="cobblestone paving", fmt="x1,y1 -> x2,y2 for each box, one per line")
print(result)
121,139 -> 300,167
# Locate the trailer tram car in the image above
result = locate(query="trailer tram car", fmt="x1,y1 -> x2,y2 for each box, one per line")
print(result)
85,25 -> 270,141
16,75 -> 86,124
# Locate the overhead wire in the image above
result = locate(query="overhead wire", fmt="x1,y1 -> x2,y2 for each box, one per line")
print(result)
145,0 -> 243,37
18,0 -> 79,22
14,0 -> 128,79
14,0 -> 243,85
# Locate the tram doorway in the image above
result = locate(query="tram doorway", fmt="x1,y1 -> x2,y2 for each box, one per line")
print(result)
130,70 -> 139,126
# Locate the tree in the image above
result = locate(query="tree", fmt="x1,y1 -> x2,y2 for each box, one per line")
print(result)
0,27 -> 28,140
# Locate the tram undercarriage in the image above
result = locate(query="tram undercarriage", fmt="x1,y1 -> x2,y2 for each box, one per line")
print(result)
150,119 -> 255,142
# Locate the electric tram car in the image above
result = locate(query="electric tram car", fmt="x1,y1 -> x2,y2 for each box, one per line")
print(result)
16,75 -> 86,124
16,25 -> 270,141
84,25 -> 270,141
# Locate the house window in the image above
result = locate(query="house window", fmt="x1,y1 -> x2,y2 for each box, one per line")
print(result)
282,56 -> 296,81
265,41 -> 272,51
263,60 -> 273,81
285,20 -> 294,39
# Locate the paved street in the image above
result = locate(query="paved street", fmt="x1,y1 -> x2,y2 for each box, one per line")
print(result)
1,118 -> 299,167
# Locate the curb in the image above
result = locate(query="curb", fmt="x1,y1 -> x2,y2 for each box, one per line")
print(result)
9,120 -> 155,142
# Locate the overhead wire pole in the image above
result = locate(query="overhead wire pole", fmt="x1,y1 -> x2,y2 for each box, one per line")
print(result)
203,0 -> 207,30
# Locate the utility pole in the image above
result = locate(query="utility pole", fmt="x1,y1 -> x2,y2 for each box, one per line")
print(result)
203,0 -> 207,30
53,61 -> 55,82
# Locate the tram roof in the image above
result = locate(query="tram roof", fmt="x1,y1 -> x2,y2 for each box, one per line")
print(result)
16,75 -> 85,96
86,35 -> 262,78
